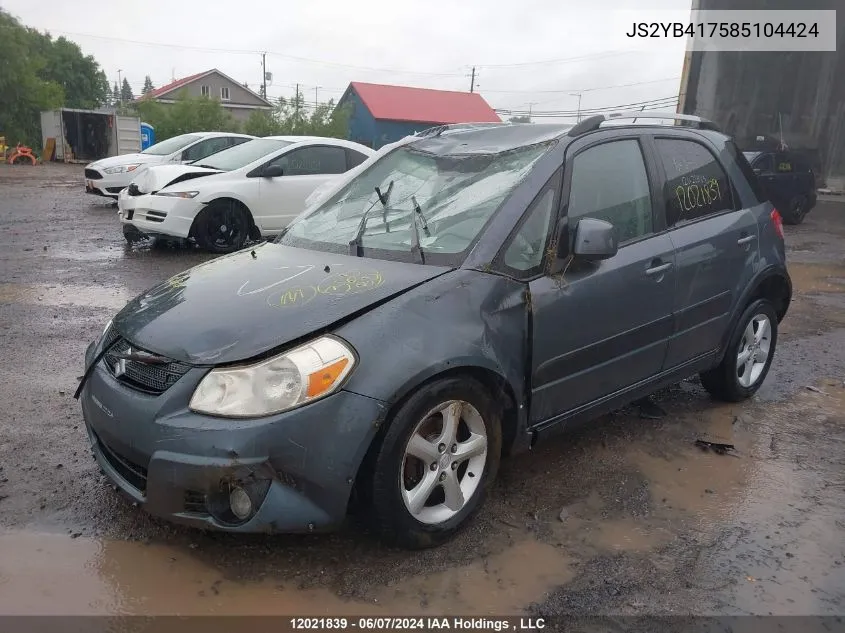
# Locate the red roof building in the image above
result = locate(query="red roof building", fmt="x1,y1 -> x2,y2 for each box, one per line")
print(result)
338,82 -> 501,148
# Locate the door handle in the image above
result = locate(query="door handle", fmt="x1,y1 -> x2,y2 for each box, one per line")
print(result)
737,235 -> 756,246
645,262 -> 673,276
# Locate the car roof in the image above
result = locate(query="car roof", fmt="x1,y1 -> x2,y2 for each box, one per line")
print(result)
406,123 -> 571,155
193,131 -> 255,138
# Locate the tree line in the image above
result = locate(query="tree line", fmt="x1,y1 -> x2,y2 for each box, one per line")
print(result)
1,9 -> 351,149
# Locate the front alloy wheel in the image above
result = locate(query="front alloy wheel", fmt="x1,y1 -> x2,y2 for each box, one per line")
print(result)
367,377 -> 501,549
736,314 -> 772,388
400,400 -> 488,525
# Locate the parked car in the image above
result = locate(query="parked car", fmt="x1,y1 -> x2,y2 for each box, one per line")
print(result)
84,132 -> 254,199
77,114 -> 791,549
743,149 -> 817,224
118,136 -> 374,252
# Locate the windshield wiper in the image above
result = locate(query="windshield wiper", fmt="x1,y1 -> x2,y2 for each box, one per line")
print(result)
348,181 -> 393,256
376,181 -> 394,233
408,197 -> 425,264
411,195 -> 430,237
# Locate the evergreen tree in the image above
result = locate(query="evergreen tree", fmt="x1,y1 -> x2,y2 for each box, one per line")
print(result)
120,77 -> 134,102
142,75 -> 154,95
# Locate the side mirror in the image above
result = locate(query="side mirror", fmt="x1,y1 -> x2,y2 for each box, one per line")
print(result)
571,217 -> 618,261
262,164 -> 284,178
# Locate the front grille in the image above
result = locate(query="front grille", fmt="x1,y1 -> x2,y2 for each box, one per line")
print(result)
106,187 -> 124,194
103,335 -> 191,395
96,432 -> 148,494
85,168 -> 103,180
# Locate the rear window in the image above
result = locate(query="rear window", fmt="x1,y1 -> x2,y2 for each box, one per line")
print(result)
727,141 -> 767,204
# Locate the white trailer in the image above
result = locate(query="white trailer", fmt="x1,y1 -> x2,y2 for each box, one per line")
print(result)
40,108 -> 142,163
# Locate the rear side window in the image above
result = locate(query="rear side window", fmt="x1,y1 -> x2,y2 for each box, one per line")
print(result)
726,140 -> 768,204
655,138 -> 733,225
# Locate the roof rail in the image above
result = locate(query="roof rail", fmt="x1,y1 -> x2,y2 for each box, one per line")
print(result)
567,111 -> 720,137
415,121 -> 512,139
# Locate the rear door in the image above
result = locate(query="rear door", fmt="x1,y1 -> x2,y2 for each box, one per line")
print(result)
255,145 -> 349,231
528,134 -> 677,424
655,134 -> 759,369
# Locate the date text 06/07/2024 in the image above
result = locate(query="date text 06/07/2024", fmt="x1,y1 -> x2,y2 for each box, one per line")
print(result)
288,617 -> 547,631
626,21 -> 820,39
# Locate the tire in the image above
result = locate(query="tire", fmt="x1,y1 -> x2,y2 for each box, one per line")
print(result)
782,195 -> 808,225
700,299 -> 778,402
122,224 -> 146,244
368,376 -> 502,549
193,200 -> 251,253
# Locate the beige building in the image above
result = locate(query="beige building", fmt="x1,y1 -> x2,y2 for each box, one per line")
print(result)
139,68 -> 273,123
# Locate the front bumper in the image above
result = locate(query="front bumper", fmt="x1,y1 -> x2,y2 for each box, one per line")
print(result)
118,189 -> 198,239
80,341 -> 386,533
85,172 -> 136,198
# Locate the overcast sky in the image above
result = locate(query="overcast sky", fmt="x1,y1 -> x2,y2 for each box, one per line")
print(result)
2,0 -> 692,119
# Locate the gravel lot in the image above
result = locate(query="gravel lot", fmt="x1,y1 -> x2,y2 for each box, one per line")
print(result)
0,162 -> 843,618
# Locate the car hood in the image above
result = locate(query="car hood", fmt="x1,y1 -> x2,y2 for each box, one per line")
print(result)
112,242 -> 452,364
89,153 -> 161,170
133,164 -> 224,194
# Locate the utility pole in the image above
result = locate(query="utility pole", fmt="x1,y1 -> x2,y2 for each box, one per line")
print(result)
570,92 -> 582,122
262,52 -> 267,99
315,86 -> 321,108
295,83 -> 300,128
470,66 -> 476,93
117,69 -> 123,105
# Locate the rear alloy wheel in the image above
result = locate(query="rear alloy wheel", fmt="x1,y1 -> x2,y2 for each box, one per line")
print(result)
194,200 -> 250,253
368,377 -> 501,549
782,195 -> 808,225
700,299 -> 778,402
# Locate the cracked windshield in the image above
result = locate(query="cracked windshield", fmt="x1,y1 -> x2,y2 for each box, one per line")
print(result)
281,143 -> 551,256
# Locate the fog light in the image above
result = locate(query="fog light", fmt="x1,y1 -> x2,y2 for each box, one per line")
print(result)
229,486 -> 253,520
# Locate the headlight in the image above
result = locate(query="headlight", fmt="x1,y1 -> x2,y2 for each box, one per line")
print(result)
153,191 -> 200,199
103,164 -> 140,174
189,335 -> 356,418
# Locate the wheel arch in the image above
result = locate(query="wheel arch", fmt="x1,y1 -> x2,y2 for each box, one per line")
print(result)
349,363 -> 520,513
189,196 -> 261,241
716,266 -> 791,364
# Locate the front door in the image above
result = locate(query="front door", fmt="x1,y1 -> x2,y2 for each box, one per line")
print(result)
529,137 -> 676,425
256,145 -> 348,232
653,136 -> 760,368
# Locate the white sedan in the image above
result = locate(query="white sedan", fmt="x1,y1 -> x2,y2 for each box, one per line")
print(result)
84,132 -> 254,199
118,136 -> 374,252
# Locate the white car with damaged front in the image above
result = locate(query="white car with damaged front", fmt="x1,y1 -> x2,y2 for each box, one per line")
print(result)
118,136 -> 374,252
84,132 -> 254,199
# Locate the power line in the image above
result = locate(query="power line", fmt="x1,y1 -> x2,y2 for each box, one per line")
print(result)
41,29 -> 466,77
496,95 -> 679,116
478,49 -> 632,69
497,96 -> 679,118
482,77 -> 681,95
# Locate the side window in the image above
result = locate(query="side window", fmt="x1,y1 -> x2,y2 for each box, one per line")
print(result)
726,141 -> 767,204
655,138 -> 733,225
567,139 -> 653,244
754,153 -> 774,173
345,149 -> 369,170
502,183 -> 558,275
271,146 -> 347,176
182,138 -> 229,162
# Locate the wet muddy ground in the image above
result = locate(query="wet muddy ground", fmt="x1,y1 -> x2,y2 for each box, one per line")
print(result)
0,163 -> 843,618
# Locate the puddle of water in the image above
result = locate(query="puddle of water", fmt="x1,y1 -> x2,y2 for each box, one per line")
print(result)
0,532 -> 573,616
786,262 -> 845,294
628,404 -> 753,522
0,283 -> 131,310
